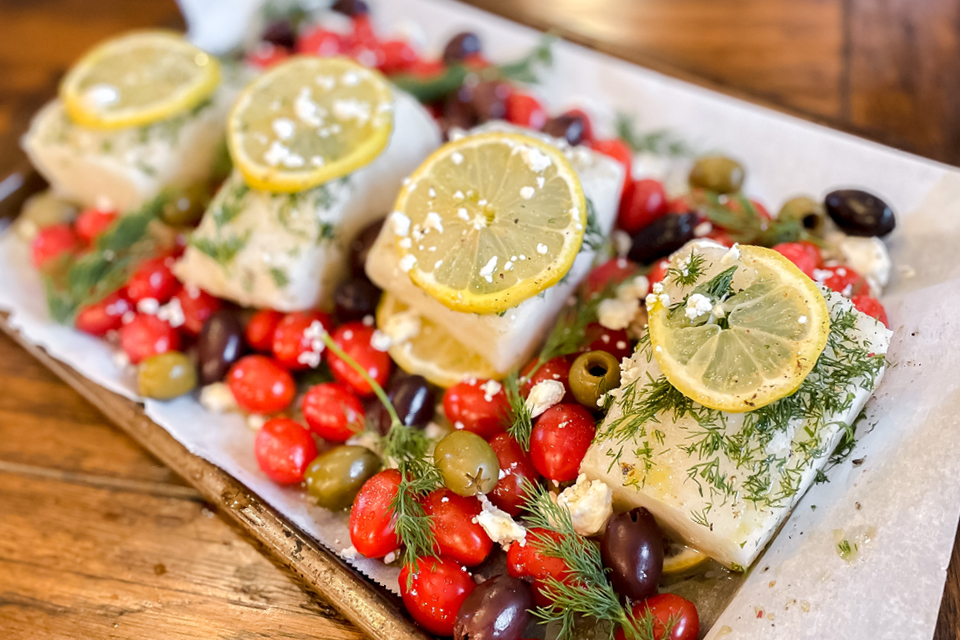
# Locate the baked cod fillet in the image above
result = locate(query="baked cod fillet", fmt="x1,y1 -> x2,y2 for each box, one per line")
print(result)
580,288 -> 891,570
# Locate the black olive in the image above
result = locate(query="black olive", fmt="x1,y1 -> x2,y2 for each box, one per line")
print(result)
440,92 -> 480,139
454,575 -> 534,640
331,0 -> 369,16
197,311 -> 247,385
389,374 -> 435,429
627,212 -> 698,265
334,276 -> 382,322
349,218 -> 385,275
600,507 -> 664,601
542,112 -> 589,146
260,20 -> 296,49
442,31 -> 482,64
824,189 -> 896,237
469,80 -> 511,122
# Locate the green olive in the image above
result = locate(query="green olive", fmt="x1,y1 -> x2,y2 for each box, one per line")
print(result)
137,351 -> 198,400
160,183 -> 211,227
433,431 -> 500,497
689,155 -> 745,194
569,350 -> 622,409
305,446 -> 382,510
778,196 -> 828,236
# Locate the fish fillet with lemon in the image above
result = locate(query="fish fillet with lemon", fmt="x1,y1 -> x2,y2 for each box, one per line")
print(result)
580,240 -> 891,570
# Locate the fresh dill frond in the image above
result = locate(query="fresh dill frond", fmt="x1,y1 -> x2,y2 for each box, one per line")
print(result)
503,371 -> 534,450
698,191 -> 811,247
582,199 -> 607,252
696,265 -> 738,301
665,250 -> 708,288
497,34 -> 556,85
530,293 -> 604,378
615,112 -> 691,158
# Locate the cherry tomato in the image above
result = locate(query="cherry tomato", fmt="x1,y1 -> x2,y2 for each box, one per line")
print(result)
423,489 -> 493,566
583,323 -> 633,361
505,92 -> 547,130
295,26 -> 344,56
615,594 -> 700,640
488,433 -> 540,516
120,314 -> 180,364
272,311 -> 334,371
507,528 -> 571,583
813,265 -> 869,298
254,417 -> 317,484
773,241 -> 822,279
619,179 -> 669,235
851,294 -> 889,327
349,469 -> 401,558
74,207 -> 117,243
301,382 -> 366,442
227,355 -> 296,414
406,58 -> 446,78
725,196 -> 771,220
246,309 -> 283,352
591,138 -> 633,192
126,256 -> 180,304
704,227 -> 735,247
442,379 -> 509,440
646,258 -> 671,286
74,290 -> 131,337
399,557 -> 476,636
521,356 -> 572,404
583,258 -> 639,299
349,14 -> 378,48
246,41 -> 290,68
31,223 -> 79,269
530,404 -> 596,482
327,322 -> 392,396
667,192 -> 697,215
174,286 -> 222,336
379,39 -> 419,73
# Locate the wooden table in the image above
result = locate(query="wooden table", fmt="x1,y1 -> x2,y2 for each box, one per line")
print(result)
0,0 -> 957,638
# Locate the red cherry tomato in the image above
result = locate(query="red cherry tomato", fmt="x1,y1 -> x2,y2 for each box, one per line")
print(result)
227,355 -> 296,414
31,223 -> 80,269
488,433 -> 540,516
704,227 -> 735,247
327,322 -> 392,396
773,241 -> 823,279
74,290 -> 131,337
813,265 -> 869,298
174,286 -> 222,336
301,382 -> 366,442
442,379 -> 509,440
724,197 -> 771,220
246,41 -> 290,68
349,469 -> 401,558
271,311 -> 334,371
254,417 -> 317,485
521,356 -> 572,404
246,309 -> 283,352
583,323 -> 633,361
74,207 -> 117,243
505,92 -> 547,130
295,26 -> 344,56
619,178 -> 669,235
406,58 -> 446,78
349,14 -> 378,47
423,489 -> 493,566
379,39 -> 418,73
615,594 -> 700,640
399,557 -> 476,636
591,138 -> 633,192
851,294 -> 889,327
507,528 -> 571,583
646,258 -> 671,286
127,256 -> 179,304
119,314 -> 180,364
583,258 -> 639,299
530,404 -> 596,482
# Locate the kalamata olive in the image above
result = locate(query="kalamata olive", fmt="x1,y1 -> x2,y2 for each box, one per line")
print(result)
334,276 -> 382,322
349,218 -> 385,274
824,189 -> 896,237
261,20 -> 296,49
197,311 -> 247,385
627,212 -> 698,265
305,445 -> 382,510
688,155 -> 745,194
600,507 -> 664,601
454,575 -> 534,640
443,31 -> 482,64
542,112 -> 589,146
569,351 -> 621,409
434,431 -> 500,497
138,351 -> 197,400
331,0 -> 369,16
390,374 -> 435,428
469,81 -> 511,122
441,92 -> 480,139
778,196 -> 828,235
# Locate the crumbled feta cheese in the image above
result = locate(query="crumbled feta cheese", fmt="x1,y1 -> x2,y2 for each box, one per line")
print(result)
391,211 -> 411,237
370,329 -> 392,352
693,221 -> 713,237
383,550 -> 399,564
112,349 -> 131,370
479,256 -> 498,282
246,414 -> 267,431
272,117 -> 295,140
340,545 -> 358,560
520,186 -> 535,200
136,297 -> 160,315
399,254 -> 417,272
518,146 -> 551,173
598,297 -> 638,331
332,98 -> 371,125
537,243 -> 549,255
451,151 -> 464,165
382,309 -> 421,344
721,243 -> 741,264
346,430 -> 383,455
556,474 -> 614,537
837,236 -> 892,293
199,383 -> 239,413
685,293 -> 714,320
798,315 -> 808,325
156,297 -> 185,328
612,229 -> 632,257
475,494 -> 526,548
480,379 -> 502,402
525,379 -> 565,418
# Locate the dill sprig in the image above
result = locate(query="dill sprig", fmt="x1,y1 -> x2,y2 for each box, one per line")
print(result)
529,292 -> 605,379
582,199 -> 607,253
696,265 -> 737,301
496,34 -> 556,85
503,371 -> 534,450
697,191 -> 814,247
615,113 -> 691,157
665,250 -> 708,288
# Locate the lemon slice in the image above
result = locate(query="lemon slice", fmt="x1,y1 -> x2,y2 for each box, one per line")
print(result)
647,243 -> 830,412
390,132 -> 587,314
376,293 -> 500,388
662,539 -> 709,578
60,31 -> 220,130
228,56 -> 393,193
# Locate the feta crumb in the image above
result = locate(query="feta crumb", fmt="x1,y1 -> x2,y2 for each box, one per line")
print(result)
479,256 -> 498,283
520,186 -> 535,200
382,309 -> 422,344
383,550 -> 399,564
537,243 -> 549,255
156,297 -> 185,328
525,379 -> 565,418
475,494 -> 526,548
136,298 -> 160,315
453,190 -> 465,200
424,211 -> 444,234
112,349 -> 131,370
341,545 -> 358,560
798,315 -> 808,325
693,221 -> 713,237
612,230 -> 632,257
685,293 -> 714,320
390,211 -> 411,237
399,254 -> 417,272
425,421 -> 448,441
272,117 -> 295,140
200,383 -> 239,413
480,379 -> 502,402
370,329 -> 392,352
598,297 -> 638,331
346,430 -> 383,455
721,243 -> 741,264
838,235 -> 892,292
518,146 -> 551,173
246,414 -> 267,431
451,152 -> 464,165
556,474 -> 614,536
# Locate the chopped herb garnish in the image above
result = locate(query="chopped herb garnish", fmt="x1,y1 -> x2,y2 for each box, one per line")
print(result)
269,267 -> 289,288
189,231 -> 251,267
615,113 -> 691,157
504,371 -> 533,450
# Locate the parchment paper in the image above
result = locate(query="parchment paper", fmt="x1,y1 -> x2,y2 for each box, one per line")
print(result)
2,0 -> 960,637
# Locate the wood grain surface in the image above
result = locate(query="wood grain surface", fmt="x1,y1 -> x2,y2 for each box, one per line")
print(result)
0,0 -> 958,638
